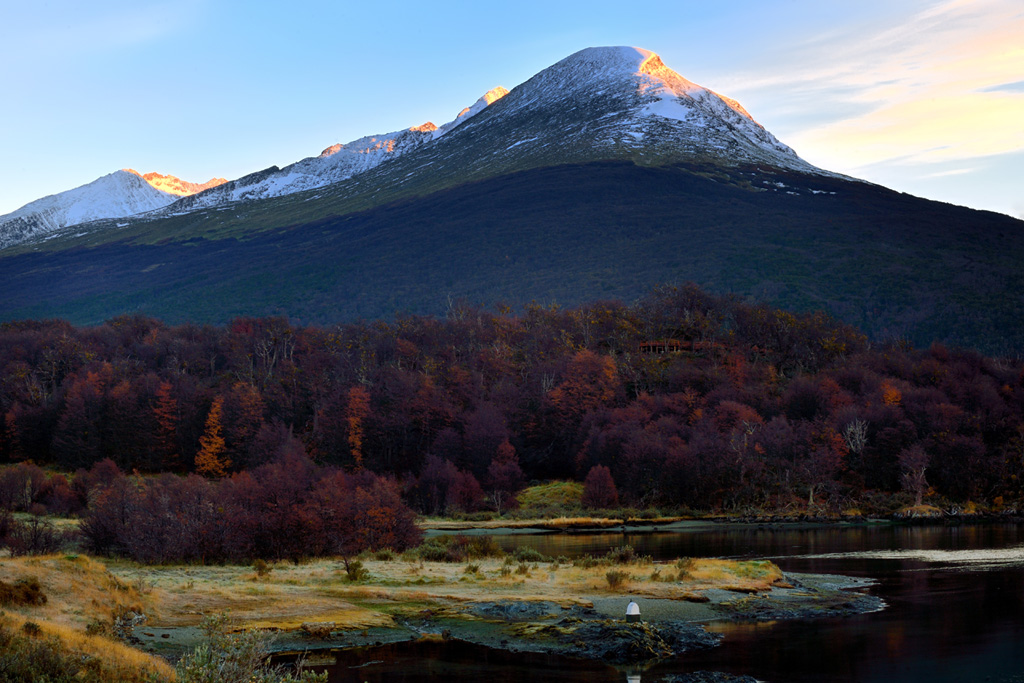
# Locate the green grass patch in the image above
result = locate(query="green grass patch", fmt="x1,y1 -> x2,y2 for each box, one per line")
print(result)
517,481 -> 584,513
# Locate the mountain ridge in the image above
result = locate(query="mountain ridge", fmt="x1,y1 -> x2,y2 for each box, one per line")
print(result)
1,46 -> 831,251
125,170 -> 228,197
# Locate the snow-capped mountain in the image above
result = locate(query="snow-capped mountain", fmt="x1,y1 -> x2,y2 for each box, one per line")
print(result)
0,171 -> 182,249
2,46 -> 830,250
516,46 -> 813,170
3,47 -> 1021,354
160,45 -> 833,237
181,46 -> 822,217
167,86 -> 511,213
343,46 -> 825,190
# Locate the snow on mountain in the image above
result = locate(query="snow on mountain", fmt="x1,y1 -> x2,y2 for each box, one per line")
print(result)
0,170 -> 180,249
422,46 -> 822,175
170,87 -> 510,212
167,46 -> 827,225
126,170 -> 227,197
433,87 -> 510,137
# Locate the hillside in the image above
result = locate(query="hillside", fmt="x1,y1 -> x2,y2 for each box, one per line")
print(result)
2,161 -> 1021,353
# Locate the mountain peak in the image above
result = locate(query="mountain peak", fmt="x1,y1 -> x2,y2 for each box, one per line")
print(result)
123,169 -> 228,197
468,45 -> 813,172
480,86 -> 510,106
565,45 -> 654,67
550,46 -> 676,82
436,86 -> 510,137
0,170 -> 182,249
552,46 -> 744,110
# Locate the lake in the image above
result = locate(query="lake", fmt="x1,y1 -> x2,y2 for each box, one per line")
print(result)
304,522 -> 1024,682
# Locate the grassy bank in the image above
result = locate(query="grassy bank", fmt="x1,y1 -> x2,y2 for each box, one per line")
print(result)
0,549 -> 784,654
0,554 -> 173,681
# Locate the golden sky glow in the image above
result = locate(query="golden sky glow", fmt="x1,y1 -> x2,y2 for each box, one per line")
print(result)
781,1 -> 1024,172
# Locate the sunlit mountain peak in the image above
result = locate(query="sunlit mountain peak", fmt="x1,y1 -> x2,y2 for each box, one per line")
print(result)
123,169 -> 228,197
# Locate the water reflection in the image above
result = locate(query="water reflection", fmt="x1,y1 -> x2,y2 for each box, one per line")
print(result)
290,639 -> 622,683
303,524 -> 1024,682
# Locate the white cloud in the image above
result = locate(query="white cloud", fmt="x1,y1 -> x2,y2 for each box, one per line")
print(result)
921,167 -> 976,179
723,0 -> 1024,174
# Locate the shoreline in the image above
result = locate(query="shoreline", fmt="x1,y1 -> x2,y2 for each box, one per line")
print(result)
103,553 -> 881,666
6,517 -> 1011,671
256,570 -> 882,666
421,512 -> 1024,534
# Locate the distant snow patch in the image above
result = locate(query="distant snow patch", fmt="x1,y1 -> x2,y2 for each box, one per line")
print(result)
506,136 -> 539,151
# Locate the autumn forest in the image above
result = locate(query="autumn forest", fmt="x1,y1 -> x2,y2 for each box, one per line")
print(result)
2,284 -> 1023,563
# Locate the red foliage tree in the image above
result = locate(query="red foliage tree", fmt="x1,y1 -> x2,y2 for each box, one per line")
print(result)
447,469 -> 485,513
52,370 -> 106,469
582,464 -> 619,510
487,440 -> 525,514
346,385 -> 371,470
304,470 -> 421,558
547,351 -> 620,427
152,381 -> 182,471
222,382 -> 265,469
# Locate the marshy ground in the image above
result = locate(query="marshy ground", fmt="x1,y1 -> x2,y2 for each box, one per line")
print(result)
0,548 -> 882,670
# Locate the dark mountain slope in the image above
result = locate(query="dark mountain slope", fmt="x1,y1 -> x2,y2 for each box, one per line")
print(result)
2,161 -> 1021,353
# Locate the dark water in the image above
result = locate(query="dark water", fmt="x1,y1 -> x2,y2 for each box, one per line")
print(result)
302,523 -> 1024,682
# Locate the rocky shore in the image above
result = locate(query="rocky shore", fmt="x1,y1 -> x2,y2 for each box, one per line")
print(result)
255,570 -> 883,667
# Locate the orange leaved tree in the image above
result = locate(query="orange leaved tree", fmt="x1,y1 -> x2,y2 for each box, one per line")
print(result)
195,396 -> 230,478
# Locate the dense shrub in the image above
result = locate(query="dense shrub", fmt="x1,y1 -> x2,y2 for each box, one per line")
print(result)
511,546 -> 548,563
175,614 -> 326,683
413,534 -> 504,562
605,545 -> 650,565
80,456 -> 421,564
0,512 -> 68,556
0,622 -> 85,683
0,577 -> 47,606
605,570 -> 629,589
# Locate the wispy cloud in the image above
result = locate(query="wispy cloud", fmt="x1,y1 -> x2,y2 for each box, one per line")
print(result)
982,80 -> 1024,94
0,1 -> 203,68
724,0 -> 1024,173
921,167 -> 976,179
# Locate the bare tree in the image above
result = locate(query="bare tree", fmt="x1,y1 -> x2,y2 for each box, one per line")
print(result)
842,419 -> 868,455
899,445 -> 930,506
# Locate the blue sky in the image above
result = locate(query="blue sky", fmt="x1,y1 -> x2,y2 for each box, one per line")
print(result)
1,0 -> 1022,218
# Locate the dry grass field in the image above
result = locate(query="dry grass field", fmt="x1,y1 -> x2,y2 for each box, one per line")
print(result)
0,554 -> 174,681
0,550 -> 786,679
1,551 -> 783,633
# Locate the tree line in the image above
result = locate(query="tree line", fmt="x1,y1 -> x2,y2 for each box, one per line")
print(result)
1,283 -> 1022,528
